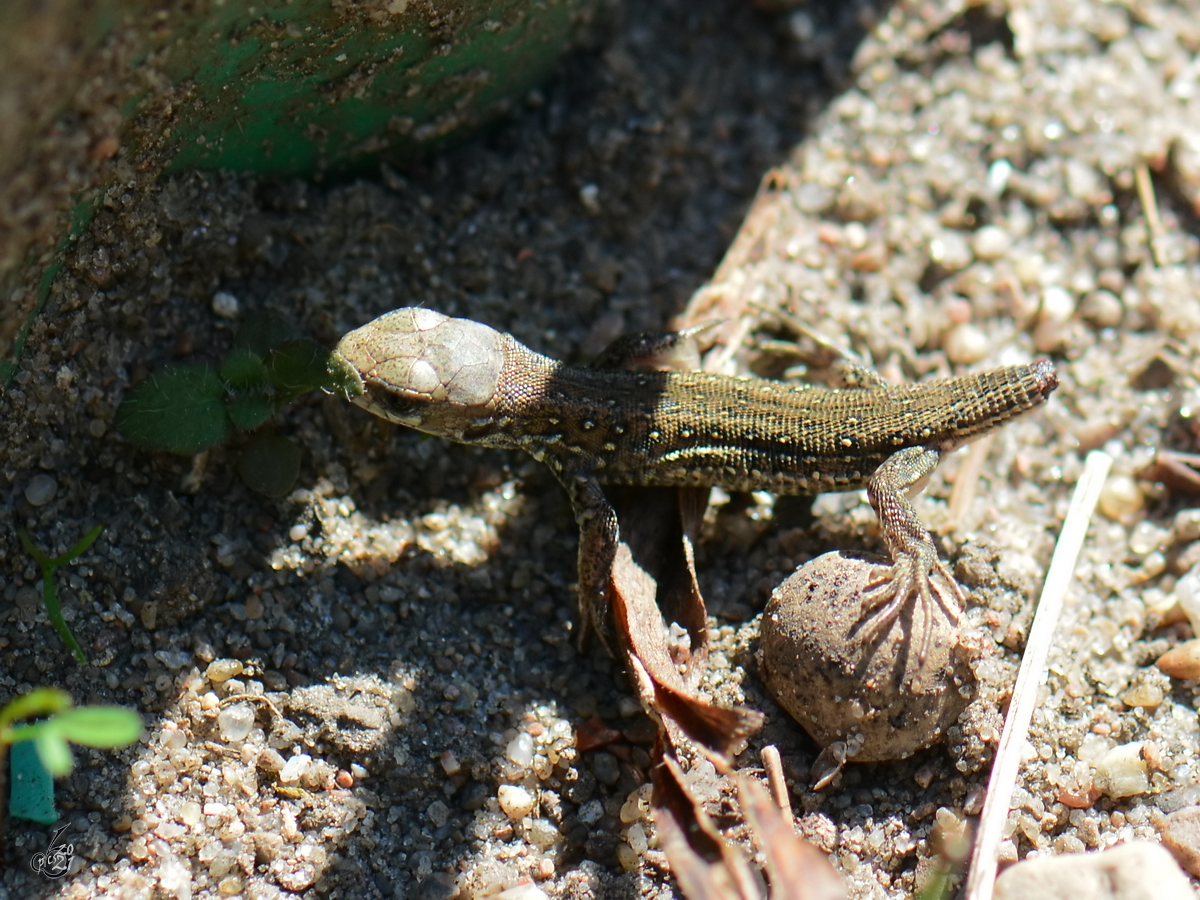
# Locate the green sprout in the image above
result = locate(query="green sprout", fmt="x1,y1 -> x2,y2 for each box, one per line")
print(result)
1,688 -> 141,829
19,525 -> 103,665
116,311 -> 337,497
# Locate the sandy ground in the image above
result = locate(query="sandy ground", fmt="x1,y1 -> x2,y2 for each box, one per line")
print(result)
4,0 -> 1200,898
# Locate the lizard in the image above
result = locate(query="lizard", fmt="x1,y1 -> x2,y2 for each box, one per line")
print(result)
328,306 -> 1058,655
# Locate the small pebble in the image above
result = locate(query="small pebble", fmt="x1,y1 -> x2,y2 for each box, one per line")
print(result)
1174,564 -> 1200,634
1156,639 -> 1200,680
528,818 -> 559,850
216,703 -> 255,742
1092,742 -> 1150,798
1119,682 -> 1164,709
257,748 -> 286,773
427,800 -> 450,828
1162,806 -> 1200,877
994,841 -> 1192,899
211,290 -> 240,319
1039,285 -> 1075,323
944,323 -> 990,365
971,225 -> 1012,260
205,659 -> 244,683
1097,474 -> 1144,523
578,184 -> 600,214
929,231 -> 972,272
24,474 -> 57,507
1079,289 -> 1124,328
279,753 -> 312,784
506,732 -> 534,767
498,785 -> 536,820
440,750 -> 462,775
494,883 -> 550,900
1173,509 -> 1200,544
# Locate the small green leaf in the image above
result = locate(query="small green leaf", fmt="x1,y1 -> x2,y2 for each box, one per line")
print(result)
34,728 -> 74,777
116,362 -> 230,455
0,688 -> 71,733
51,706 -> 142,748
53,523 -> 104,565
220,348 -> 271,391
234,311 -> 301,358
266,340 -> 329,399
226,394 -> 275,431
238,435 -> 302,498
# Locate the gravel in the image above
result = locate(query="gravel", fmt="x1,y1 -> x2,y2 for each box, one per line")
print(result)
4,0 -> 1200,897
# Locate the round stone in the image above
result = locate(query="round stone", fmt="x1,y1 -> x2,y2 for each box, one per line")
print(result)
759,551 -> 975,762
24,473 -> 57,507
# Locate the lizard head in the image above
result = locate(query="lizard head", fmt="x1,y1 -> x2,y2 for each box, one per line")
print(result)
331,307 -> 506,442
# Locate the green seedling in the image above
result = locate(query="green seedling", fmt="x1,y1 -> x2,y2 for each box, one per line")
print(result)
1,688 -> 141,829
116,311 -> 337,497
19,525 -> 103,665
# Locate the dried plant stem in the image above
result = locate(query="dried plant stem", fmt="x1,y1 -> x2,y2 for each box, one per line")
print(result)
964,450 -> 1113,900
761,744 -> 794,822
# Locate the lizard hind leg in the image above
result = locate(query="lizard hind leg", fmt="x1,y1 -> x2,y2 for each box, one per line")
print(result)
855,551 -> 965,665
861,444 -> 967,664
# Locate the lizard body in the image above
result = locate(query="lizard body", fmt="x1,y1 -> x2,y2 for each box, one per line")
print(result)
331,307 -> 1058,649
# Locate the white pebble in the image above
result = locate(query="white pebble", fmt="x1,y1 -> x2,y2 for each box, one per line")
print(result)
944,323 -> 990,365
1097,473 -> 1144,522
578,799 -> 604,825
24,474 -> 57,507
178,801 -> 203,826
506,732 -> 534,767
986,159 -> 1013,194
217,703 -> 255,742
1175,563 -> 1200,635
1093,742 -> 1151,798
211,291 -> 240,319
497,784 -> 536,820
1039,285 -> 1075,323
972,225 -> 1012,260
279,753 -> 312,784
929,231 -> 973,272
844,221 -> 868,249
494,883 -> 549,900
579,184 -> 600,214
625,822 -> 649,854
1079,289 -> 1123,328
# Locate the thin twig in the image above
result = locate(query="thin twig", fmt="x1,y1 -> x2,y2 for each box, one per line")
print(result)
1135,163 -> 1167,267
760,745 -> 794,822
964,450 -> 1113,900
947,433 -> 996,528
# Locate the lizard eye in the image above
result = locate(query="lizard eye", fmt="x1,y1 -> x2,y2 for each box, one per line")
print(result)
367,385 -> 426,423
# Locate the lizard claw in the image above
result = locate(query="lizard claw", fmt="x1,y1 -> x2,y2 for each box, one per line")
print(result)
855,552 -> 964,663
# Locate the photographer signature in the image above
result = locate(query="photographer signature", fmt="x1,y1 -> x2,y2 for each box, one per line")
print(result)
30,824 -> 73,878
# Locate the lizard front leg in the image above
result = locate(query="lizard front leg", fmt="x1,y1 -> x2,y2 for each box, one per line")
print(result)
564,474 -> 621,650
860,445 -> 965,661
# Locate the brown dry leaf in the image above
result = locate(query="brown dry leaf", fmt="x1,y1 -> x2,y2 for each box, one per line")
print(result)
653,754 -> 763,900
609,484 -> 710,680
738,774 -> 846,900
609,538 -> 764,762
